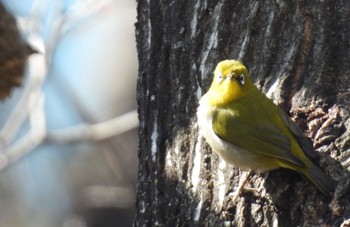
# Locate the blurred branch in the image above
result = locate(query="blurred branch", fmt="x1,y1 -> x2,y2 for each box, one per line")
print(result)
0,109 -> 138,170
0,90 -> 46,169
0,54 -> 46,149
0,0 -> 138,172
46,110 -> 138,144
0,53 -> 137,169
81,185 -> 135,208
0,54 -> 46,170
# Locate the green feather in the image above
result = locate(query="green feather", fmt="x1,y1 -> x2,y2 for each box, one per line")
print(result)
211,88 -> 305,168
198,60 -> 336,195
279,110 -> 317,160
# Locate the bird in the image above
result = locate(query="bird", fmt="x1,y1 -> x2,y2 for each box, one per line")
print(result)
197,59 -> 335,196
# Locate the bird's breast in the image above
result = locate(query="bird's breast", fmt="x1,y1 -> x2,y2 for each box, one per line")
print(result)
197,96 -> 277,171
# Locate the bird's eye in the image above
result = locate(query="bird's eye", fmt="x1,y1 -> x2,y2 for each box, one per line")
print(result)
216,73 -> 224,82
238,74 -> 245,85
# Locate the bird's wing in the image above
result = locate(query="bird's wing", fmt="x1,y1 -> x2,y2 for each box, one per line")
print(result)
279,110 -> 317,160
212,110 -> 305,167
241,124 -> 305,167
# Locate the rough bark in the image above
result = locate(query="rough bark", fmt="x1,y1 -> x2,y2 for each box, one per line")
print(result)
135,0 -> 350,226
0,3 -> 32,100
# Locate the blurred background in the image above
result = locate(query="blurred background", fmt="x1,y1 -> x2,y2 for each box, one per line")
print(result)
0,0 -> 138,226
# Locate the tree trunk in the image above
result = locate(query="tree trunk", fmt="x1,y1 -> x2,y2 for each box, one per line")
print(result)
135,0 -> 350,226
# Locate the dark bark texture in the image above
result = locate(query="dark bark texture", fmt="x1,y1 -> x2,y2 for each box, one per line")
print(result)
135,0 -> 350,226
0,3 -> 33,100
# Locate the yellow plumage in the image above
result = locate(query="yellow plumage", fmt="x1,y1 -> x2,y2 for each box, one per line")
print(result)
197,60 -> 335,195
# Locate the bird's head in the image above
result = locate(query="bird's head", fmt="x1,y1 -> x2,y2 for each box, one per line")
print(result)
207,60 -> 254,106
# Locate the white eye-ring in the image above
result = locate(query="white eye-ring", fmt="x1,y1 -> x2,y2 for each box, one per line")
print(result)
216,73 -> 224,82
238,74 -> 245,85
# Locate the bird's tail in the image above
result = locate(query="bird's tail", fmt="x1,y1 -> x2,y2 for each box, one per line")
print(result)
301,163 -> 336,196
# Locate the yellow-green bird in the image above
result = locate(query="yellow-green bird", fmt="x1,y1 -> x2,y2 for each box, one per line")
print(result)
197,59 -> 335,196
